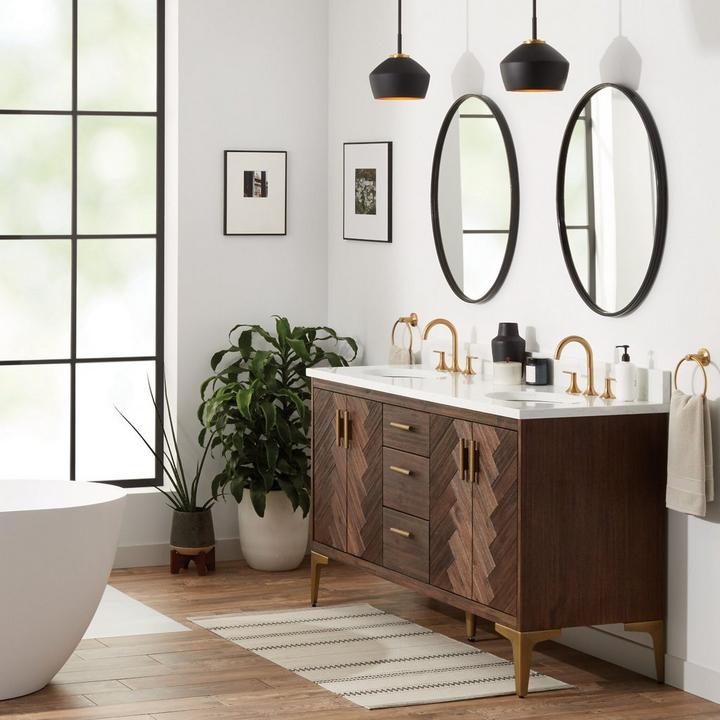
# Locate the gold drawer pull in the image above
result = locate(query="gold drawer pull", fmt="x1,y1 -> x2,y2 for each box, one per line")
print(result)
335,409 -> 342,447
389,465 -> 411,476
389,527 -> 412,538
389,421 -> 412,431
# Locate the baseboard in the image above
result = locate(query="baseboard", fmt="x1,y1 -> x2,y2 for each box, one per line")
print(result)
559,626 -> 720,705
113,537 -> 242,569
666,655 -> 720,705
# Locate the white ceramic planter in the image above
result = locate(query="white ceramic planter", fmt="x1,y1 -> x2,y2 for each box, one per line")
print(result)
238,490 -> 309,571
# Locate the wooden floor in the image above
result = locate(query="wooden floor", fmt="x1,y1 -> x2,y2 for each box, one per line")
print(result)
3,559 -> 719,720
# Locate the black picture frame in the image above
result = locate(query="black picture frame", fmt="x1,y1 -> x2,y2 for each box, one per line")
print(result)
224,150 -> 288,236
430,94 -> 520,304
556,83 -> 668,317
343,141 -> 393,243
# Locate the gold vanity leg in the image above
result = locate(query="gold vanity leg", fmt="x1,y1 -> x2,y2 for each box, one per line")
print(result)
310,552 -> 328,607
624,620 -> 665,683
465,612 -> 477,642
495,624 -> 561,698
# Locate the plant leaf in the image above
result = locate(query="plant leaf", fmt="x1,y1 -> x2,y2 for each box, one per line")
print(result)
250,484 -> 267,517
236,387 -> 254,419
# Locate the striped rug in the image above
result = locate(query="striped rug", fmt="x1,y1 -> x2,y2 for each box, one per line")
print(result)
190,603 -> 570,709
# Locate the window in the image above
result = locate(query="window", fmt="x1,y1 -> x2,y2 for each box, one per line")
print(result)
0,0 -> 164,487
457,97 -> 512,300
563,106 -> 598,301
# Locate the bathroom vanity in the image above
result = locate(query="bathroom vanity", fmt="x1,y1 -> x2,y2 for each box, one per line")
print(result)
307,365 -> 669,697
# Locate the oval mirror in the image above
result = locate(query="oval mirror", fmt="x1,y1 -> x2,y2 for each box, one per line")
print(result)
557,83 -> 667,316
431,94 -> 519,303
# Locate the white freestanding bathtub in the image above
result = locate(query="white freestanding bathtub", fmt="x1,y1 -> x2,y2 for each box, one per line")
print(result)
0,480 -> 126,700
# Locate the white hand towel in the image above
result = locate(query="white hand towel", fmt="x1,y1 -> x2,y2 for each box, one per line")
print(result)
388,323 -> 415,366
666,390 -> 714,517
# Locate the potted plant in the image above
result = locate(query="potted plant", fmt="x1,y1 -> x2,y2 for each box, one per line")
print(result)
118,380 -> 216,573
199,316 -> 357,571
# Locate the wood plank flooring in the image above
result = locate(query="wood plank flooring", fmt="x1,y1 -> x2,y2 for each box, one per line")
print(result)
2,559 -> 719,719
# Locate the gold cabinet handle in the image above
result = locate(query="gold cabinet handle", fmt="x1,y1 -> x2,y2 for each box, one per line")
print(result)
389,421 -> 411,431
389,527 -> 412,538
468,439 -> 476,483
458,438 -> 468,482
342,410 -> 349,449
389,465 -> 411,476
335,409 -> 342,447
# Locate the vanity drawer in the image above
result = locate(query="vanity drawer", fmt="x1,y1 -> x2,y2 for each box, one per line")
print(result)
383,405 -> 429,457
383,448 -> 429,520
383,508 -> 429,582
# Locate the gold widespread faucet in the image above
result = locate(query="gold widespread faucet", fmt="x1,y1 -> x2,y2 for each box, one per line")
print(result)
554,335 -> 599,397
422,318 -> 462,373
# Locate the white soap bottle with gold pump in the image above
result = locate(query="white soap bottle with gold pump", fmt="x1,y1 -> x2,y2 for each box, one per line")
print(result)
614,345 -> 637,402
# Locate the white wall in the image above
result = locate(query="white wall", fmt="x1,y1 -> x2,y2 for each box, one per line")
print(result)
327,0 -> 720,702
115,0 -> 330,566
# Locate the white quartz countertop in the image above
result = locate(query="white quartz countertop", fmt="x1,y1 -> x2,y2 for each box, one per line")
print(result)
307,365 -> 671,420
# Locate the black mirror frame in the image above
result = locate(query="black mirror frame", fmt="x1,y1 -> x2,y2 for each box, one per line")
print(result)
430,93 -> 520,304
556,83 -> 668,317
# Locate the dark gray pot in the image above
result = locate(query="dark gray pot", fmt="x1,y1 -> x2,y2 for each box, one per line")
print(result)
170,508 -> 215,552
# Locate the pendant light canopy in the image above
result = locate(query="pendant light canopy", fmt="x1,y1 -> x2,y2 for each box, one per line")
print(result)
500,0 -> 569,92
369,0 -> 430,100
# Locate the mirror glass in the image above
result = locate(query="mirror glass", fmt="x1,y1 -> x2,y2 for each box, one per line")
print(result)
559,84 -> 666,316
432,95 -> 518,303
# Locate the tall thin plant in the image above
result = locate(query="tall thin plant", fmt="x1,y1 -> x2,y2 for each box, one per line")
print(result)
117,378 -> 215,513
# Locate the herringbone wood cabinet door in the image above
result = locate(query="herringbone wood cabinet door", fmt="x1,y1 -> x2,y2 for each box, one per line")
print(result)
346,396 -> 382,563
313,389 -> 347,552
472,423 -> 518,614
429,415 -> 473,598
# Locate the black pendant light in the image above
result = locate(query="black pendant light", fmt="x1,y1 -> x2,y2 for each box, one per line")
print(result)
500,0 -> 569,92
369,0 -> 430,100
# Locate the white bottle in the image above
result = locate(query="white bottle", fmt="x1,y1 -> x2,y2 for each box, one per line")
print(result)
614,345 -> 637,402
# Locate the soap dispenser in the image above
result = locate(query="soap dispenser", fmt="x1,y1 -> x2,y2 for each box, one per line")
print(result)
614,345 -> 637,402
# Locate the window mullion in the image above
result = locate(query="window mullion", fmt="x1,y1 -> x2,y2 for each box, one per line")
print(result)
69,0 -> 78,481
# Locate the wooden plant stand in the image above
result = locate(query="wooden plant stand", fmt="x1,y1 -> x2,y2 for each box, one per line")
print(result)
170,547 -> 216,576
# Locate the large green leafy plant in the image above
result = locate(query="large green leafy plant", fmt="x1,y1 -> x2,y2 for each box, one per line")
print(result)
199,317 -> 357,518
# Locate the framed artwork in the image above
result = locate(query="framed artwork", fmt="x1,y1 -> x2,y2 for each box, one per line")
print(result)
343,142 -> 392,243
224,150 -> 287,236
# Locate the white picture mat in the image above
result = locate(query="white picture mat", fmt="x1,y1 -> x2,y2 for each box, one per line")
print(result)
344,143 -> 391,242
225,151 -> 286,235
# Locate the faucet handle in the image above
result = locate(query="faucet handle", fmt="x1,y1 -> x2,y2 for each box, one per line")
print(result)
433,350 -> 450,372
463,355 -> 478,376
563,370 -> 582,395
601,377 -> 617,400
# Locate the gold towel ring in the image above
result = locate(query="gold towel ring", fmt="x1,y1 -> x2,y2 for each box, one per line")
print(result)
674,348 -> 711,399
390,313 -> 418,355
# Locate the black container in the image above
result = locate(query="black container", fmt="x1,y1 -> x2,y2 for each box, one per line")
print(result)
491,323 -> 526,364
525,356 -> 550,386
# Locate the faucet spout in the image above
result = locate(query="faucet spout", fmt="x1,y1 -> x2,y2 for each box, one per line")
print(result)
554,335 -> 599,397
422,318 -> 462,373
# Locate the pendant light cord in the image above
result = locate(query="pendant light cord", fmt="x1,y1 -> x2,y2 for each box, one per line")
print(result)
397,0 -> 403,54
532,0 -> 538,40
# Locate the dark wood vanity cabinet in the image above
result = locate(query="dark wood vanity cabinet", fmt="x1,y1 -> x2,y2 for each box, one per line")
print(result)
312,388 -> 383,563
429,415 -> 518,616
310,379 -> 668,695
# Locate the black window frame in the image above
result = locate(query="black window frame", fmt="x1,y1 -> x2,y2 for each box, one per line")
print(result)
0,0 -> 165,489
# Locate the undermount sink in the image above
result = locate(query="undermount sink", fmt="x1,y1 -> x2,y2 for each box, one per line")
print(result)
485,390 -> 586,405
366,368 -> 446,380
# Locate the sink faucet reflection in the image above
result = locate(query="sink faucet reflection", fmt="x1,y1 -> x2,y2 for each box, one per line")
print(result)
422,318 -> 462,373
554,335 -> 599,397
